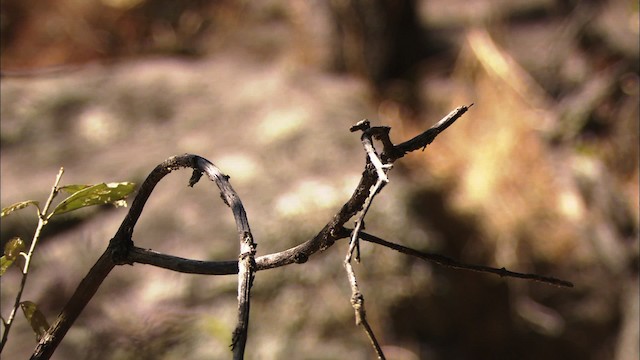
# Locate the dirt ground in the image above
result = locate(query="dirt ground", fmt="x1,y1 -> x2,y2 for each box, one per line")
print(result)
1,1 -> 638,359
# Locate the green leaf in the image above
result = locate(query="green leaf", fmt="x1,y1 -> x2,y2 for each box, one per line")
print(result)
0,256 -> 14,276
1,238 -> 26,276
58,184 -> 92,194
1,200 -> 39,217
20,301 -> 50,341
4,237 -> 26,260
51,182 -> 136,216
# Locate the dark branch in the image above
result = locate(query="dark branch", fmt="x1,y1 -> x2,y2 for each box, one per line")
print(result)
358,231 -> 574,288
382,104 -> 474,161
192,157 -> 256,358
129,231 -> 574,288
32,154 -> 259,359
30,250 -> 115,360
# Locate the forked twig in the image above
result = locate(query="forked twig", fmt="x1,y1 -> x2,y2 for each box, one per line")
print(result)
342,105 -> 474,358
343,121 -> 394,358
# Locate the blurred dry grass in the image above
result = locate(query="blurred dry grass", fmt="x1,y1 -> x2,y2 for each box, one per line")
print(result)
1,1 -> 638,359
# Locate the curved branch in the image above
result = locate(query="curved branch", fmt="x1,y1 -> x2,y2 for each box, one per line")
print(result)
32,154 -> 258,359
192,157 -> 256,358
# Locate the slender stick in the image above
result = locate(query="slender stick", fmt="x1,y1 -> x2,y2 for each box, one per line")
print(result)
343,260 -> 386,360
358,231 -> 574,288
382,104 -> 474,161
1,168 -> 64,352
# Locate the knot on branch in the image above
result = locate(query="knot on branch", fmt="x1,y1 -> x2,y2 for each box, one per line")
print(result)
330,226 -> 351,239
350,292 -> 364,307
293,252 -> 309,264
239,250 -> 257,263
350,292 -> 365,324
188,169 -> 203,187
108,236 -> 134,265
230,328 -> 243,350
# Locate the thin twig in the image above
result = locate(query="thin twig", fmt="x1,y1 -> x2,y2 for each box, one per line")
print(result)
1,168 -> 64,352
343,260 -> 386,360
361,135 -> 392,183
348,176 -> 386,263
348,126 -> 393,262
357,231 -> 574,288
382,104 -> 474,162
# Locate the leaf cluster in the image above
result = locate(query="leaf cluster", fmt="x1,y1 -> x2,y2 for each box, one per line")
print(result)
0,172 -> 135,350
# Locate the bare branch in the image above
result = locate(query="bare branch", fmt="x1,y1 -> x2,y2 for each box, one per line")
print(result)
129,246 -> 239,275
30,105 -> 476,360
361,130 -> 392,183
231,233 -> 256,359
382,104 -> 474,161
341,118 -> 398,358
348,126 -> 392,262
343,261 -> 386,360
129,231 -> 574,289
192,157 -> 256,358
357,231 -> 574,288
30,250 -> 115,360
32,154 -> 259,359
27,105 -> 573,360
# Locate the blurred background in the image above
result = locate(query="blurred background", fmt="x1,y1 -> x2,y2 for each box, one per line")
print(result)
1,0 -> 638,359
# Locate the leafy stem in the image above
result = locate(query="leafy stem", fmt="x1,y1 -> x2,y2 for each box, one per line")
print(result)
1,168 -> 65,351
